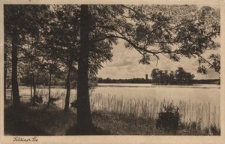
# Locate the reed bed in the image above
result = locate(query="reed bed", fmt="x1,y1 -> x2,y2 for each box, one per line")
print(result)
35,89 -> 220,131
90,93 -> 220,130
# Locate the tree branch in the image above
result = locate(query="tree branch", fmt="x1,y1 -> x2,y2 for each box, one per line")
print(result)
195,53 -> 220,74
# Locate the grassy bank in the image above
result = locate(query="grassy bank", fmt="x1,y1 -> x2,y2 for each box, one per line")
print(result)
4,101 -> 219,135
5,102 -> 76,135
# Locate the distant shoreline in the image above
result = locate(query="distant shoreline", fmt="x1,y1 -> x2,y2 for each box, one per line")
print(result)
98,78 -> 220,85
5,79 -> 219,90
97,83 -> 220,89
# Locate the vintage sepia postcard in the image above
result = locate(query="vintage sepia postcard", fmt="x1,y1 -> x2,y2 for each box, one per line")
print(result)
0,0 -> 224,143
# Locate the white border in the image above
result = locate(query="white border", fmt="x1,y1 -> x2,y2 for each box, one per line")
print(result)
0,0 -> 224,144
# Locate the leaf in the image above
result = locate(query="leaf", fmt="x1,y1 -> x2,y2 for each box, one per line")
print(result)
139,54 -> 150,64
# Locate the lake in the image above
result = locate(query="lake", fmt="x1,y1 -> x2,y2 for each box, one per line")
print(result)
10,83 -> 220,129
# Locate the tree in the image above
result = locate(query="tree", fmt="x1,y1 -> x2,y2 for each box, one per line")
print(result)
4,5 -> 50,107
4,6 -> 23,107
41,5 -> 113,112
169,71 -> 175,84
175,67 -> 185,84
76,5 -> 93,132
41,5 -> 80,112
74,4 -> 220,132
20,34 -> 44,105
4,48 -> 7,102
151,67 -> 195,85
4,29 -> 13,102
175,67 -> 195,85
11,27 -> 20,107
151,68 -> 159,84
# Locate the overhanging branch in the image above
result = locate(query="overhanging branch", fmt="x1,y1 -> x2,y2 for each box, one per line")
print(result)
195,53 -> 220,74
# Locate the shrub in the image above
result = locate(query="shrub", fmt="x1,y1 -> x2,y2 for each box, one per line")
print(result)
30,95 -> 43,104
210,125 -> 220,135
186,119 -> 201,134
49,97 -> 61,104
203,124 -> 221,135
156,102 -> 180,134
71,100 -> 78,108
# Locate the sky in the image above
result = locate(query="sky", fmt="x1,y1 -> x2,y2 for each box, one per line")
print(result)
97,40 -> 220,80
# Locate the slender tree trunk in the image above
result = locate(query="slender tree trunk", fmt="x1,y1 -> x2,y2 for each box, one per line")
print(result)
30,72 -> 33,103
76,5 -> 93,133
64,61 -> 72,112
28,40 -> 33,103
48,67 -> 51,108
11,28 -> 20,108
32,73 -> 37,106
4,52 -> 7,102
65,19 -> 79,112
34,72 -> 39,96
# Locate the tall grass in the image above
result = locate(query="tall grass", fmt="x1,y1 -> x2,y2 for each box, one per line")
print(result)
35,89 -> 220,132
90,93 -> 220,131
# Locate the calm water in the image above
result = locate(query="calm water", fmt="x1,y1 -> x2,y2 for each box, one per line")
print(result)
94,83 -> 220,104
17,83 -> 220,105
92,84 -> 220,129
13,83 -> 220,129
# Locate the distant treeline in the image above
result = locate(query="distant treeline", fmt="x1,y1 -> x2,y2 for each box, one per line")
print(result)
192,79 -> 220,85
98,78 -> 220,85
151,67 -> 195,85
98,78 -> 151,83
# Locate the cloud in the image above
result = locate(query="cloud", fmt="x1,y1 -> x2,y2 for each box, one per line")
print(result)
97,42 -> 220,79
108,57 -> 134,67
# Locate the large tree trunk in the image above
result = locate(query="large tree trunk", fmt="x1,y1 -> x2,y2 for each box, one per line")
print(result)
11,28 -> 20,108
76,5 -> 93,133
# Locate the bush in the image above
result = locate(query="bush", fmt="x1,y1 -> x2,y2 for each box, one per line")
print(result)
156,103 -> 180,134
71,100 -> 78,108
203,124 -> 221,135
31,95 -> 43,104
210,125 -> 220,135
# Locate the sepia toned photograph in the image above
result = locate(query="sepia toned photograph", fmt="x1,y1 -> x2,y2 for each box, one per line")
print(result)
1,0 -> 225,143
